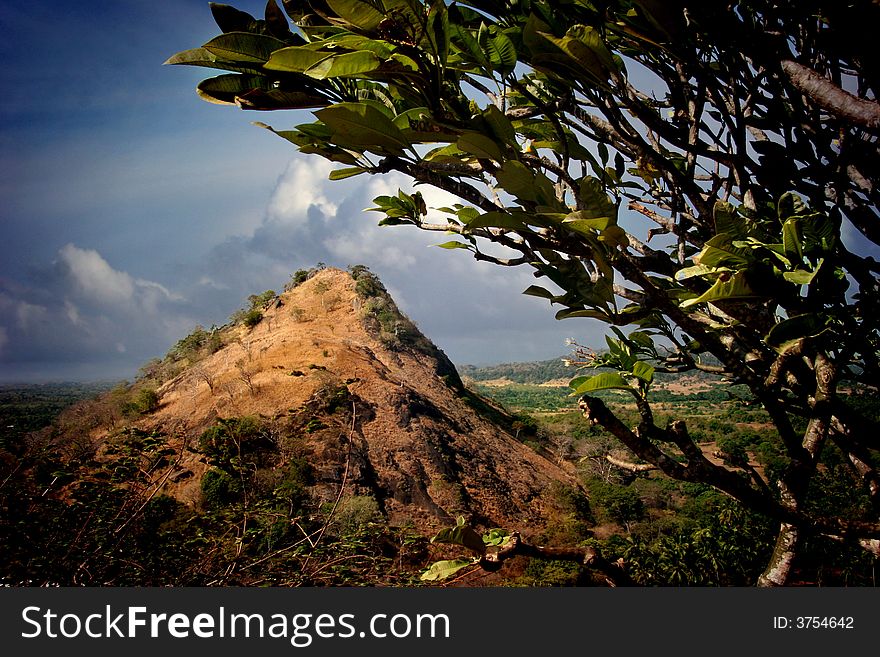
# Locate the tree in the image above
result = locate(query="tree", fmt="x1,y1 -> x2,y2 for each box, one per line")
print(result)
168,0 -> 880,585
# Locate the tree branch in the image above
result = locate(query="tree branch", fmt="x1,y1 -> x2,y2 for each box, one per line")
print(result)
479,532 -> 632,587
781,60 -> 880,130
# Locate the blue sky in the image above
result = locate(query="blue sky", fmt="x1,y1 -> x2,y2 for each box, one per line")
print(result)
0,0 -> 583,382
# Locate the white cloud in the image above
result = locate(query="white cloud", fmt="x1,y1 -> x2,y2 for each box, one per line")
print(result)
266,157 -> 338,224
197,276 -> 229,290
64,300 -> 82,327
0,327 -> 7,356
58,243 -> 135,305
323,231 -> 418,269
15,301 -> 48,330
134,279 -> 185,316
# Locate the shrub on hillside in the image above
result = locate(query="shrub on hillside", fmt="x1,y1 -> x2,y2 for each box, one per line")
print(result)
242,309 -> 263,328
200,468 -> 240,508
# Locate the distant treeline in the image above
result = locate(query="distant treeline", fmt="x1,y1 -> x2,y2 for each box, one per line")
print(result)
459,358 -> 572,384
0,382 -> 114,447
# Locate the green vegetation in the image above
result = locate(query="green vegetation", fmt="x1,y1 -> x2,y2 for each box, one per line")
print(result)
463,366 -> 879,585
0,392 -> 428,585
1,359 -> 876,586
351,265 -> 427,351
230,289 -> 275,328
470,383 -> 575,412
284,268 -> 311,291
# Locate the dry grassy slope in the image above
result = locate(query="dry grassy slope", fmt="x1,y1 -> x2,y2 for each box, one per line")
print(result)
138,268 -> 576,534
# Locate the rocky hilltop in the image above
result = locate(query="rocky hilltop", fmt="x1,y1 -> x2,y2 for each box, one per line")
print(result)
129,267 -> 574,534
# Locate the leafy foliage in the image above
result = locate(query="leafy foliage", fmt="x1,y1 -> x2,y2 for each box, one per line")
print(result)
231,289 -> 276,327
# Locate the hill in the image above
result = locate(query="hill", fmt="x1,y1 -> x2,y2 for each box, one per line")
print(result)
459,358 -> 572,385
0,267 -> 577,585
140,267 -> 574,529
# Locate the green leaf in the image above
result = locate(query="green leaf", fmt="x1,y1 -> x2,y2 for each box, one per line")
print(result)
766,313 -> 829,349
781,218 -> 804,260
570,372 -> 631,395
237,87 -> 330,110
163,47 -> 263,74
196,74 -> 269,105
522,285 -> 556,300
532,25 -> 613,82
449,22 -> 488,68
315,102 -> 410,154
495,160 -> 540,202
578,177 -> 617,222
434,240 -> 474,250
674,263 -> 725,281
631,361 -> 655,384
431,517 -> 486,555
628,331 -> 656,350
427,0 -> 450,67
455,206 -> 480,223
485,29 -> 517,72
264,0 -> 292,38
483,528 -> 510,547
680,271 -> 757,308
304,50 -> 383,79
203,32 -> 286,63
328,166 -> 366,180
483,105 -> 517,148
420,559 -> 475,582
457,132 -> 504,161
395,108 -> 460,142
566,25 -> 616,70
777,192 -> 809,222
555,308 -> 612,321
265,46 -> 333,72
325,0 -> 386,32
328,34 -> 394,58
782,267 -> 820,285
465,211 -> 525,230
210,3 -> 257,33
713,201 -> 746,238
563,211 -> 613,233
599,225 -> 629,248
693,234 -> 752,269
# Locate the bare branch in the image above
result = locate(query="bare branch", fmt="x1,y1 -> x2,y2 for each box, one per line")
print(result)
606,454 -> 657,472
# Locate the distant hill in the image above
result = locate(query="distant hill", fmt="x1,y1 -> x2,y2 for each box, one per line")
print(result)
459,357 -> 572,384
